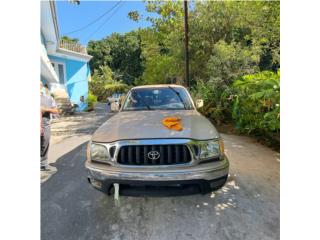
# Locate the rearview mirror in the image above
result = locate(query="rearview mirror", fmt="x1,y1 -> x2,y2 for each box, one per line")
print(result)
196,99 -> 204,108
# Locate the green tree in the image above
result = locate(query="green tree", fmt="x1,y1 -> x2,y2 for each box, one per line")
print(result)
87,31 -> 144,85
128,10 -> 140,22
61,36 -> 80,43
87,40 -> 112,74
89,65 -> 129,102
142,1 -> 185,84
89,65 -> 114,100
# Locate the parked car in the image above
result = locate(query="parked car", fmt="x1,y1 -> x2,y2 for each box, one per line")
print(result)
107,93 -> 126,112
86,85 -> 229,195
107,93 -> 125,104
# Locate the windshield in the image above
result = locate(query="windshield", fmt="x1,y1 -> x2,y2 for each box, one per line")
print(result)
122,87 -> 194,111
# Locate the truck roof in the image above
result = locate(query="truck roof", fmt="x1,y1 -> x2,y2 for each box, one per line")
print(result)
131,84 -> 187,90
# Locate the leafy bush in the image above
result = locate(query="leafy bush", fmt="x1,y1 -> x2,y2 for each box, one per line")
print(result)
103,83 -> 130,101
231,70 -> 280,145
191,40 -> 260,125
89,65 -> 114,100
191,70 -> 280,148
205,40 -> 259,86
89,65 -> 129,102
191,81 -> 233,125
86,91 -> 97,111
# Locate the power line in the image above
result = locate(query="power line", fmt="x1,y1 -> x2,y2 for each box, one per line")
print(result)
85,2 -> 125,42
63,1 -> 122,35
85,1 -> 125,42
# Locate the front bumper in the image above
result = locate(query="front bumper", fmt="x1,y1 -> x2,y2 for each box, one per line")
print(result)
85,155 -> 229,195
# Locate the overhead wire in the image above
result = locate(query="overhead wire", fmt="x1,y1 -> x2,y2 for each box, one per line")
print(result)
63,1 -> 122,35
84,1 -> 125,42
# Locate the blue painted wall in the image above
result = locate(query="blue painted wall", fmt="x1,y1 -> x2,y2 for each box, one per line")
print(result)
48,55 -> 91,111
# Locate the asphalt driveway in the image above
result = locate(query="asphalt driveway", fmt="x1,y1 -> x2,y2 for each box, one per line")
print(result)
41,105 -> 280,240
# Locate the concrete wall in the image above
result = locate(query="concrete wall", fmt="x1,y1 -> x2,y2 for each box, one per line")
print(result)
48,55 -> 91,111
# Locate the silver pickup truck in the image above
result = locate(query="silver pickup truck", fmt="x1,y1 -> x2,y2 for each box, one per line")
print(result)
86,84 -> 229,195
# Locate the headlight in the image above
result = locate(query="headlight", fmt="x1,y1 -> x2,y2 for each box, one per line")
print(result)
90,143 -> 109,162
196,139 -> 222,160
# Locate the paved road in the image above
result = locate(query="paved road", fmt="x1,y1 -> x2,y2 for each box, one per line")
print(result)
41,106 -> 280,240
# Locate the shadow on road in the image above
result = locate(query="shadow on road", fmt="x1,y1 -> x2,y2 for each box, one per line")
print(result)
51,111 -> 113,142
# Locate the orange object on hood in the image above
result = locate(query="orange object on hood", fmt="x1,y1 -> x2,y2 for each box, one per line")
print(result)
162,116 -> 183,131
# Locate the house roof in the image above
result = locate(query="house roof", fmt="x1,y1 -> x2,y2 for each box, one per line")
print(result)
41,0 -> 92,61
41,0 -> 59,54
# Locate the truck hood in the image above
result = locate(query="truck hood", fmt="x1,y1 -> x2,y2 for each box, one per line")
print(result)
92,110 -> 220,143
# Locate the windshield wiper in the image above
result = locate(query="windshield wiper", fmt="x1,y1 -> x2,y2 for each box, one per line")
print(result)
131,91 -> 152,110
168,86 -> 187,110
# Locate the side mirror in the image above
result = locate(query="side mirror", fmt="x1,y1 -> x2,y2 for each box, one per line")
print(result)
196,99 -> 204,108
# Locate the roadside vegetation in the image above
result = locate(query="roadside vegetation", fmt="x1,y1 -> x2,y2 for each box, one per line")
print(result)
84,1 -> 280,148
86,91 -> 98,111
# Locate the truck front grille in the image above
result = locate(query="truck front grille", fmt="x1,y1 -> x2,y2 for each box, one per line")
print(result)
117,145 -> 192,165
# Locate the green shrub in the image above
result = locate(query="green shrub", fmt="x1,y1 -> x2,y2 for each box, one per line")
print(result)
88,64 -> 130,102
89,65 -> 114,101
104,83 -> 129,100
191,70 -> 280,148
232,70 -> 280,145
86,91 -> 98,111
191,80 -> 233,125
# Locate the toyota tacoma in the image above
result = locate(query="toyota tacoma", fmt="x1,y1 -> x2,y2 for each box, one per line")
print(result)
86,85 -> 229,195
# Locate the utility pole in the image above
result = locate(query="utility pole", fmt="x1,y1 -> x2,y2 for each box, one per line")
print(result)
183,0 -> 190,88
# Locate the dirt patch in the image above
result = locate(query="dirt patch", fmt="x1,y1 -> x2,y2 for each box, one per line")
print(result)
216,123 -> 237,135
216,123 -> 280,152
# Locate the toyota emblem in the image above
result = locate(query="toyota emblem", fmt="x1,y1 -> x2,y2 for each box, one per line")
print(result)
148,151 -> 160,160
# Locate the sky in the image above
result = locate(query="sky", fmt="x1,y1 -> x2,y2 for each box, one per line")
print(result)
55,0 -> 156,45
